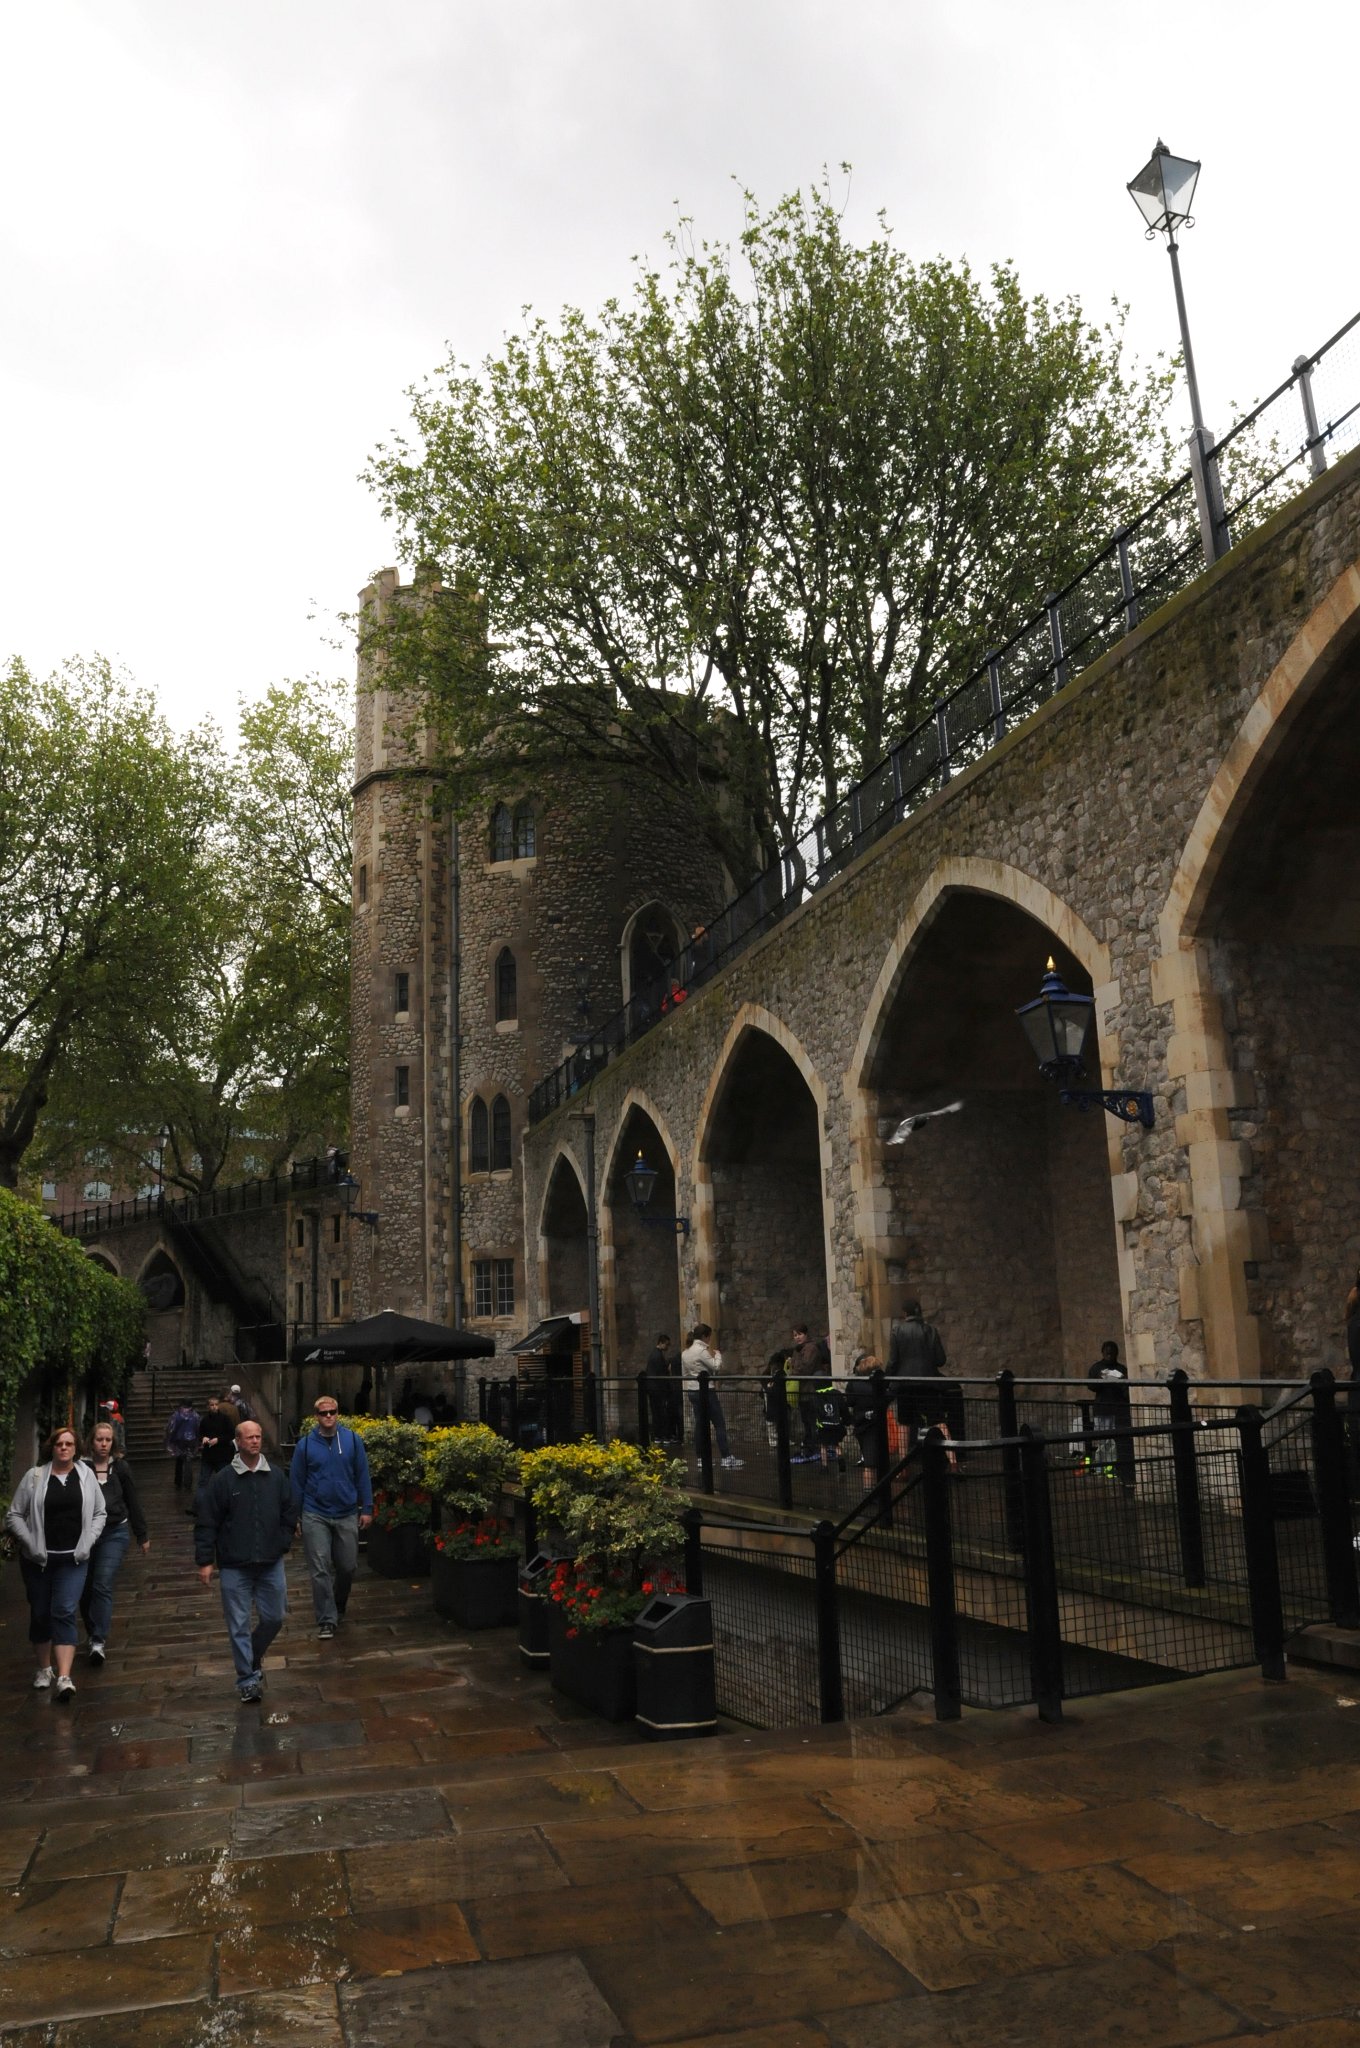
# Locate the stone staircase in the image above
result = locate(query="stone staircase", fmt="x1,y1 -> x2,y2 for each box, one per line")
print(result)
121,1367 -> 240,1459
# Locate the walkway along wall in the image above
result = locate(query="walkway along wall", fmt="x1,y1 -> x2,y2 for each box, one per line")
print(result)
521,447 -> 1360,1386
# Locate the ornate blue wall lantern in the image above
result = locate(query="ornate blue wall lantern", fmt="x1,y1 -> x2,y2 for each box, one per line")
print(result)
624,1152 -> 691,1235
1015,961 -> 1154,1129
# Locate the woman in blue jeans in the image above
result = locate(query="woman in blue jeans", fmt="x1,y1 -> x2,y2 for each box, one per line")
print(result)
4,1427 -> 106,1700
80,1420 -> 150,1664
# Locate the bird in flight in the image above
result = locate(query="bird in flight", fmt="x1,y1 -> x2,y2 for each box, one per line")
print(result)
886,1100 -> 964,1144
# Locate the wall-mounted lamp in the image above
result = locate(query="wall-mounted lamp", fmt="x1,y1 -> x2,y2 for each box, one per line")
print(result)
1016,961 -> 1154,1129
624,1152 -> 691,1235
338,1172 -> 380,1229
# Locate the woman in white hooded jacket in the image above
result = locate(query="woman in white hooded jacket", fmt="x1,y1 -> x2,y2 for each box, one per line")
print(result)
679,1326 -> 743,1471
5,1427 -> 106,1699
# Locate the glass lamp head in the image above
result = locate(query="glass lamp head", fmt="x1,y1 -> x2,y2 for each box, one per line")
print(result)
1128,139 -> 1201,236
1016,959 -> 1095,1079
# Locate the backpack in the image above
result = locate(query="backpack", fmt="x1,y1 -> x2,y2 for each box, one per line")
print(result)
814,1383 -> 847,1429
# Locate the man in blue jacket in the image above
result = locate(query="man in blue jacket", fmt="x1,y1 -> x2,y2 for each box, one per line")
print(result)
195,1419 -> 298,1702
289,1396 -> 373,1640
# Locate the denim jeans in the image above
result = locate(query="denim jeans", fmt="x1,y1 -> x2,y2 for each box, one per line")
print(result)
300,1512 -> 358,1625
218,1561 -> 288,1687
686,1388 -> 732,1459
20,1556 -> 88,1647
80,1523 -> 131,1642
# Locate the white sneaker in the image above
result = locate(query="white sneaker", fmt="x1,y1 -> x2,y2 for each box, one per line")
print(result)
54,1676 -> 76,1702
88,1641 -> 106,1666
32,1667 -> 52,1690
720,1455 -> 745,1470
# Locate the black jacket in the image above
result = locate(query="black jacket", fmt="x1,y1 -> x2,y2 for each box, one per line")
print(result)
199,1408 -> 239,1473
888,1317 -> 947,1378
195,1460 -> 297,1570
82,1457 -> 149,1544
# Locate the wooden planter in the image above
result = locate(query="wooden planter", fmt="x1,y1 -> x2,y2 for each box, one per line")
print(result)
432,1551 -> 519,1628
365,1521 -> 430,1579
547,1606 -> 636,1722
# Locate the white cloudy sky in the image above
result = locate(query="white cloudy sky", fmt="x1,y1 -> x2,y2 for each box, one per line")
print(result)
2,0 -> 1356,739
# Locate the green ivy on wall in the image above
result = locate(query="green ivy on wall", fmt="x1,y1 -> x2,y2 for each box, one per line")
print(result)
0,1188 -> 145,1475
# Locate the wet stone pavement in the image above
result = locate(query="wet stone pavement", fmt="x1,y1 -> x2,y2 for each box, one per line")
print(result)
2,1468 -> 1360,2044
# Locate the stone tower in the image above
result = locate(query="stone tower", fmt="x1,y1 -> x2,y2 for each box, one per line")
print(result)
349,568 -> 729,1355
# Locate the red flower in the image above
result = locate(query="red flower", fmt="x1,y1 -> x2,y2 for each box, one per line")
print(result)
641,1581 -> 654,1594
565,1627 -> 579,1640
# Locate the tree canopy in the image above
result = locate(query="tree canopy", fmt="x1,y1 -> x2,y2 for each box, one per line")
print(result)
0,657 -> 218,1190
365,180 -> 1179,875
3,662 -> 353,1198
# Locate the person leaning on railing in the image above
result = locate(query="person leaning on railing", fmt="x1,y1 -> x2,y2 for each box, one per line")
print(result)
680,1326 -> 744,1471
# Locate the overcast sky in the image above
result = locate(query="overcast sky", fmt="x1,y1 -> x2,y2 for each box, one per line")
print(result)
3,1 -> 1356,741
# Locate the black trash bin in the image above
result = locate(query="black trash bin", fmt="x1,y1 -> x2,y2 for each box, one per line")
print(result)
518,1552 -> 563,1669
632,1593 -> 717,1740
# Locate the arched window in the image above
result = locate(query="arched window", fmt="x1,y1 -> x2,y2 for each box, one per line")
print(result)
489,805 -> 513,863
491,1094 -> 512,1171
513,803 -> 536,859
495,947 -> 518,1022
468,1097 -> 490,1173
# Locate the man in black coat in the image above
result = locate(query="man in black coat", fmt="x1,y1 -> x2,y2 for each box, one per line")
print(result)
644,1334 -> 682,1444
195,1419 -> 298,1702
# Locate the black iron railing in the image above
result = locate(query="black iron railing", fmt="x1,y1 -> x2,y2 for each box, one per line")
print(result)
53,1153 -> 345,1239
529,307 -> 1360,1124
676,1369 -> 1358,1729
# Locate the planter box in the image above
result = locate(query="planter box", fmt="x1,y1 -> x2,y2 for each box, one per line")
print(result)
365,1522 -> 430,1579
548,1607 -> 636,1722
432,1551 -> 518,1628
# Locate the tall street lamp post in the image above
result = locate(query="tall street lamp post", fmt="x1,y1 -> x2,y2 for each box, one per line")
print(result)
1127,140 -> 1228,565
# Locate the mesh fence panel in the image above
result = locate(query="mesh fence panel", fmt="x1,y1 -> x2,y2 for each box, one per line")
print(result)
703,1541 -> 821,1729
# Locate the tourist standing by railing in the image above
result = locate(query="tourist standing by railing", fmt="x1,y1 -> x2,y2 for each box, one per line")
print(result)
681,1326 -> 744,1471
5,1429 -> 105,1700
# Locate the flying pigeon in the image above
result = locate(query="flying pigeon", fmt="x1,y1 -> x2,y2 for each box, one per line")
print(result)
886,1100 -> 964,1144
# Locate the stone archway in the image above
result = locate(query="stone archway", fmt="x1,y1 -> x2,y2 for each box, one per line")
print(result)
136,1246 -> 188,1370
538,1150 -> 590,1319
850,863 -> 1126,1372
695,1008 -> 835,1370
601,1091 -> 683,1379
1159,559 -> 1360,1379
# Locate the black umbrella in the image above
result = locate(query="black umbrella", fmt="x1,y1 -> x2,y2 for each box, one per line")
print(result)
289,1310 -> 496,1368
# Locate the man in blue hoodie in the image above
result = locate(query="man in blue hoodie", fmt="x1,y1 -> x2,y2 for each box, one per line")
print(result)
289,1397 -> 373,1640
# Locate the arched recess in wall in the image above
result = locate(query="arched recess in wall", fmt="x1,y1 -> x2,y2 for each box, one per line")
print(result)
538,1148 -> 591,1319
1159,558 -> 1360,1380
600,1089 -> 684,1378
619,901 -> 685,1008
694,1006 -> 836,1368
85,1248 -> 120,1277
849,860 -> 1126,1373
137,1246 -> 188,1371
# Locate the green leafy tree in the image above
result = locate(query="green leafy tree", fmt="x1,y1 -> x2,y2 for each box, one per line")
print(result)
0,657 -> 219,1191
365,179 -> 1179,872
43,674 -> 352,1197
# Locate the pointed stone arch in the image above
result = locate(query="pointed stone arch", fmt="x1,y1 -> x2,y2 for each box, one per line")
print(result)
600,1087 -> 685,1383
693,1004 -> 837,1363
536,1144 -> 590,1319
848,859 -> 1128,1367
1156,559 -> 1360,1380
85,1248 -> 120,1278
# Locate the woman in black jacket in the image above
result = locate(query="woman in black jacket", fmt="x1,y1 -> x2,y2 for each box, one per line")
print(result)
80,1419 -> 150,1665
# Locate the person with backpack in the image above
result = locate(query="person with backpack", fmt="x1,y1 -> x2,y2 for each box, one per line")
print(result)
812,1370 -> 849,1471
288,1397 -> 373,1639
164,1399 -> 200,1489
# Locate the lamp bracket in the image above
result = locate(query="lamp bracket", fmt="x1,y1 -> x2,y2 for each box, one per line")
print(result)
1059,1088 -> 1155,1130
634,1210 -> 690,1237
347,1209 -> 381,1230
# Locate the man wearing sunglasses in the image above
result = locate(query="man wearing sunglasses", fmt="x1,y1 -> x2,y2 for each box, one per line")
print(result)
289,1399 -> 373,1640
